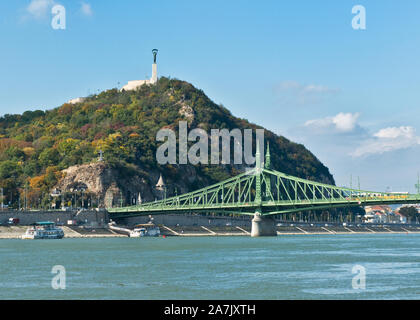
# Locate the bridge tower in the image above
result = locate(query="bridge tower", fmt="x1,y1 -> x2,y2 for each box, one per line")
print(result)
251,141 -> 277,237
264,141 -> 271,170
264,141 -> 271,198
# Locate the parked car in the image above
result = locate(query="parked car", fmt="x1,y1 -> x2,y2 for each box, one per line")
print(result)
7,218 -> 20,225
67,220 -> 77,226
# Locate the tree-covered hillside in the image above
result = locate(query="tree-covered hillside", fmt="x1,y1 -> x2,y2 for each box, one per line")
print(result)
0,77 -> 334,208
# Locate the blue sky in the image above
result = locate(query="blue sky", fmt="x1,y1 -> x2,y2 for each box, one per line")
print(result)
1,0 -> 420,192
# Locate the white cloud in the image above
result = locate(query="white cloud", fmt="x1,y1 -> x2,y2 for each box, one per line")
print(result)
373,126 -> 415,139
277,81 -> 337,94
26,0 -> 55,19
277,81 -> 301,90
352,126 -> 420,157
81,2 -> 93,16
275,81 -> 339,105
305,112 -> 360,132
302,84 -> 335,93
332,112 -> 360,131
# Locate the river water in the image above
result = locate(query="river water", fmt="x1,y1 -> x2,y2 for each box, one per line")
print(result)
0,234 -> 419,299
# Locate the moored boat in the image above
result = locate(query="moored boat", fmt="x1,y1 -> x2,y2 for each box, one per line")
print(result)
21,222 -> 64,240
131,223 -> 160,237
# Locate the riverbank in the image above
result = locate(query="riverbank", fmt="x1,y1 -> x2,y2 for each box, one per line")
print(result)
160,224 -> 420,236
1,224 -> 419,239
0,226 -> 125,239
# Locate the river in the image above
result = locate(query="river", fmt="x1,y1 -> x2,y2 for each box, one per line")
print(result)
1,234 -> 419,299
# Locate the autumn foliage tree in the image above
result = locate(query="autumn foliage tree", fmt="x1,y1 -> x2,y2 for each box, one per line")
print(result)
0,77 -> 334,208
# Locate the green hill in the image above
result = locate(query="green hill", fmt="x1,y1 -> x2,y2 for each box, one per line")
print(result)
0,77 -> 334,208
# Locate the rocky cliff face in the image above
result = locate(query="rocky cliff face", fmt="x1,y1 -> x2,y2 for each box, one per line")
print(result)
55,162 -> 150,208
54,161 -> 220,208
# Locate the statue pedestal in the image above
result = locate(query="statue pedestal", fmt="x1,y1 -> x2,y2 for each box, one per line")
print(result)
151,63 -> 158,84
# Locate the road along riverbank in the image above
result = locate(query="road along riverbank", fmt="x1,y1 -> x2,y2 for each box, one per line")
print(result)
1,223 -> 419,239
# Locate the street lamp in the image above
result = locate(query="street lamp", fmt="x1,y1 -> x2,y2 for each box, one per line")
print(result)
70,187 -> 77,210
81,187 -> 86,209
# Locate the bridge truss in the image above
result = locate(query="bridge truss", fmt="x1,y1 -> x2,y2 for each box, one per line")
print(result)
108,144 -> 420,219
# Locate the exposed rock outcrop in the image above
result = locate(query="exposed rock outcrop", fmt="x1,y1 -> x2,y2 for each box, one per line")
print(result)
55,162 -> 155,208
178,101 -> 195,123
53,161 -> 217,208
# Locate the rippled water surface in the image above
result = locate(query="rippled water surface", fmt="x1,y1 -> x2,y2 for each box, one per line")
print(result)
0,234 -> 419,299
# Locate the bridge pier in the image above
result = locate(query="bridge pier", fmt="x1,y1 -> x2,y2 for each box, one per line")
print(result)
251,211 -> 277,237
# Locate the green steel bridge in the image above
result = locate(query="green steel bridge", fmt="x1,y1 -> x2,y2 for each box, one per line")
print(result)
108,143 -> 420,220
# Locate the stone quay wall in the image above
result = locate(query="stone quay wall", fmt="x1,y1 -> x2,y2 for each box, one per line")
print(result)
0,210 -> 109,227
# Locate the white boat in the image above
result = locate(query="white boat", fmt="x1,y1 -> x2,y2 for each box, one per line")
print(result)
131,223 -> 160,237
107,221 -> 160,237
21,222 -> 64,240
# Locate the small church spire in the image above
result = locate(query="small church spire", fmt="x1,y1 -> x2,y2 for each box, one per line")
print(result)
155,173 -> 165,191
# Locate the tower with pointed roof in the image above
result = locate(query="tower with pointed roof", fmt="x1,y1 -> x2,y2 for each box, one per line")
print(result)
155,173 -> 165,191
264,141 -> 271,169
